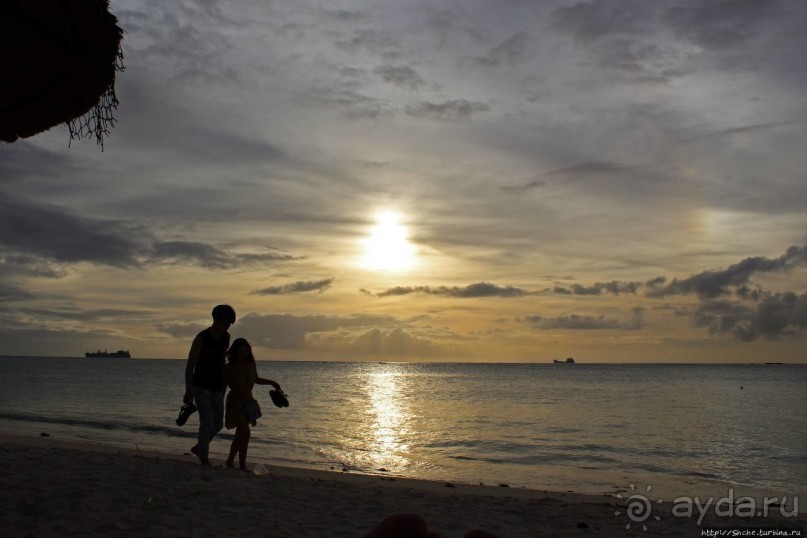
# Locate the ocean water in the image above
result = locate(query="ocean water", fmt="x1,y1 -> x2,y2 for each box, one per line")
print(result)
1,357 -> 804,503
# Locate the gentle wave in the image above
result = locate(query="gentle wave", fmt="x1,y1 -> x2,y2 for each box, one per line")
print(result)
1,357 -> 805,498
0,412 -> 200,439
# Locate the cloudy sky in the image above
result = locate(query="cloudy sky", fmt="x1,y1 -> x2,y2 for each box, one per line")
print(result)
2,0 -> 807,362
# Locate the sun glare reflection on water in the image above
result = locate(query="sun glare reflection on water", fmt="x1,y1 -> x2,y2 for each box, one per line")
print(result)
364,367 -> 412,472
1,359 -> 805,500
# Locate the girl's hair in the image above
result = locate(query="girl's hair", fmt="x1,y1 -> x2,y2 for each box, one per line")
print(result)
227,338 -> 255,363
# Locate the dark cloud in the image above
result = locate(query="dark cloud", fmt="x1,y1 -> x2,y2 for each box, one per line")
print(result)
150,242 -> 299,270
475,31 -> 530,67
335,28 -> 400,57
753,292 -> 807,340
544,315 -> 621,330
313,327 -> 442,357
646,245 -> 807,342
532,245 -> 807,342
155,320 -> 204,339
251,278 -> 334,295
694,292 -> 807,341
548,0 -> 664,77
352,159 -> 389,169
0,325 -> 130,357
548,0 -> 802,82
693,300 -> 755,340
375,282 -> 528,298
663,0 -> 783,50
647,245 -> 807,299
528,245 -> 807,342
405,99 -> 490,120
318,8 -> 368,23
373,65 -> 426,90
521,308 -> 645,331
300,86 -> 395,119
0,285 -> 33,302
551,280 -> 641,295
117,77 -> 287,166
0,142 -> 76,183
150,242 -> 232,269
339,66 -> 369,82
0,254 -> 66,279
680,121 -> 796,143
549,1 -> 647,44
164,312 -> 456,357
0,196 -> 300,272
117,3 -> 237,83
504,161 -> 632,193
230,312 -> 399,350
19,308 -> 154,322
551,287 -> 572,295
736,286 -> 765,301
188,130 -> 286,167
0,196 -> 150,268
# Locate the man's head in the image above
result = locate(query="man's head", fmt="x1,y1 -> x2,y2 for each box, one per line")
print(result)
211,304 -> 236,333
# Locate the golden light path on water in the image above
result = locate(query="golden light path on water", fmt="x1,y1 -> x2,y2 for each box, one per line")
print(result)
365,368 -> 412,471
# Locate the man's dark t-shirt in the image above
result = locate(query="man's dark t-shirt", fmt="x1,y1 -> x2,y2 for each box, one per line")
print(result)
191,328 -> 230,392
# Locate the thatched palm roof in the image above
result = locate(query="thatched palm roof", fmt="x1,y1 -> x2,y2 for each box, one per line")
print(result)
0,0 -> 124,148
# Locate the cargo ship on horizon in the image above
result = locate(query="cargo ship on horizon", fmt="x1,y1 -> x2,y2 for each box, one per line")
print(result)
85,350 -> 131,358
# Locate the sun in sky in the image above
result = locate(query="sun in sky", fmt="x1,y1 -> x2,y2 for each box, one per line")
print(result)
3,2 -> 807,362
361,211 -> 418,272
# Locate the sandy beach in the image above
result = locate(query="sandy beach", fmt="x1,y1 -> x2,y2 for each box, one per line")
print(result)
0,434 -> 803,537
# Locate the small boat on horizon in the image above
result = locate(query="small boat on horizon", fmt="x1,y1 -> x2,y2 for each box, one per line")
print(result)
85,349 -> 131,358
553,357 -> 575,364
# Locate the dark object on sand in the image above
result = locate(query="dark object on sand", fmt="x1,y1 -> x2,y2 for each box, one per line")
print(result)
269,389 -> 289,408
0,0 -> 124,147
175,403 -> 197,426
